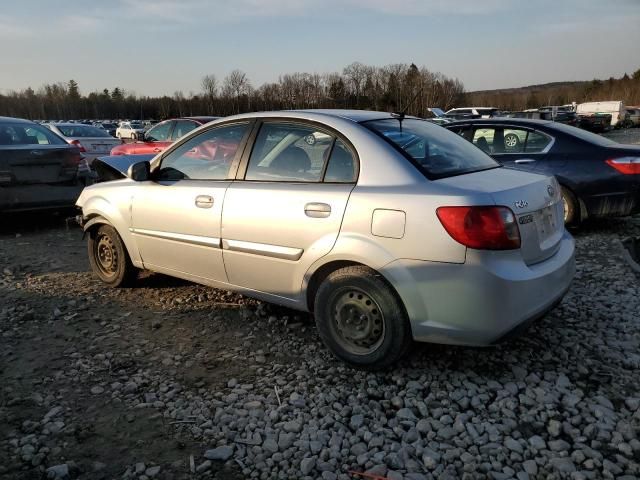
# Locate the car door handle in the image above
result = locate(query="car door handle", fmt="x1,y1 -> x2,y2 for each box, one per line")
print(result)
514,159 -> 536,164
152,148 -> 162,153
195,195 -> 214,208
304,202 -> 331,218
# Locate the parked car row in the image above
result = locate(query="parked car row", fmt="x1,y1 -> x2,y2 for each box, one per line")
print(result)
110,117 -> 219,155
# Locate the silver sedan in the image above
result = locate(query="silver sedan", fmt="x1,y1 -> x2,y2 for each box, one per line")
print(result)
45,123 -> 121,164
76,110 -> 575,368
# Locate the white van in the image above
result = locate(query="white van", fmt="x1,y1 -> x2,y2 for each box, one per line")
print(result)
576,101 -> 626,127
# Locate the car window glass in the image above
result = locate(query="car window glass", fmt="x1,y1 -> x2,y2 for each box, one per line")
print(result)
324,139 -> 357,183
157,122 -> 250,181
364,118 -> 498,179
146,121 -> 172,142
173,120 -> 198,140
0,123 -> 65,145
524,131 -> 552,153
472,128 -> 495,153
57,125 -> 110,138
501,128 -> 527,153
245,123 -> 334,182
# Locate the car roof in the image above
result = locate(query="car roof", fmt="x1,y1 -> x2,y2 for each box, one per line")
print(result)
216,109 -> 417,124
54,123 -> 95,127
0,116 -> 35,124
182,116 -> 220,124
446,118 -> 554,127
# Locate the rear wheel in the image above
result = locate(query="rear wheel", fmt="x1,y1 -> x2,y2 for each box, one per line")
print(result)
314,266 -> 412,369
88,224 -> 137,287
504,133 -> 520,149
561,186 -> 579,226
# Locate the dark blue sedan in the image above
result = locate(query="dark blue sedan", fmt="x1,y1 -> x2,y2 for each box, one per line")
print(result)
445,119 -> 640,225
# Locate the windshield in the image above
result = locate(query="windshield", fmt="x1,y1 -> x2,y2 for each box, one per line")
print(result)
363,118 -> 499,179
0,122 -> 66,146
549,122 -> 616,147
57,125 -> 111,138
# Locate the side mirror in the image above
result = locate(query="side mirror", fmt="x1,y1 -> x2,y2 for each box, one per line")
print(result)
128,161 -> 150,181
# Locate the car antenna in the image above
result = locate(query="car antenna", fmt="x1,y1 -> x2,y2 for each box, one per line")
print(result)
391,87 -> 423,133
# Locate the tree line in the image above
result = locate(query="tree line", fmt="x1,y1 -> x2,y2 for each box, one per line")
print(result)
467,69 -> 640,111
0,62 -> 464,121
2,64 -> 638,121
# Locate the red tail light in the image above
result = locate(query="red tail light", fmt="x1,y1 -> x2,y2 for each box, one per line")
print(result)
606,157 -> 640,175
436,206 -> 521,250
69,139 -> 86,152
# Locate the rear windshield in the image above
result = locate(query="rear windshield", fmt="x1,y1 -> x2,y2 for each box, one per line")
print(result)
363,118 -> 499,179
0,122 -> 66,146
57,125 -> 111,138
130,123 -> 143,129
549,122 -> 616,147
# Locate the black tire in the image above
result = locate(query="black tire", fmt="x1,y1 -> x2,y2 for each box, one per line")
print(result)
314,265 -> 412,369
561,186 -> 579,226
504,133 -> 520,149
88,224 -> 137,287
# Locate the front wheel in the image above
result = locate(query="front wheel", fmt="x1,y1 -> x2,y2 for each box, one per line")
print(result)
314,266 -> 412,369
88,224 -> 137,287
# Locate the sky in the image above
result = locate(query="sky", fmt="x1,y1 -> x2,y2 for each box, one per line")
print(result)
1,0 -> 639,97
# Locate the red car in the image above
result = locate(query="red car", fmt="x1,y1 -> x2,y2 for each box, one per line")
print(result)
110,116 -> 219,155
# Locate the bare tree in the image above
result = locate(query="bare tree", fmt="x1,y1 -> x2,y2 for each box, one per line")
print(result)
201,74 -> 218,114
224,69 -> 250,114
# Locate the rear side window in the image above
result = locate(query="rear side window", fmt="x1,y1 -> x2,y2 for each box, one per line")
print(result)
245,123 -> 335,182
0,123 -> 65,145
524,131 -> 552,153
364,118 -> 498,179
324,139 -> 357,183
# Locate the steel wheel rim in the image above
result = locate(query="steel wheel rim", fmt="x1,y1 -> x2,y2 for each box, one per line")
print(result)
95,234 -> 118,277
330,287 -> 385,355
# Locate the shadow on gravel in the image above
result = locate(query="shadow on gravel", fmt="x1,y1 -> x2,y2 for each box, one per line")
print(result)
0,210 -> 79,236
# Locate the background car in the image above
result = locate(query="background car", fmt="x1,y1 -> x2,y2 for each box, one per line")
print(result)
0,116 -> 85,212
444,107 -> 501,120
110,116 -> 219,155
445,118 -> 640,225
116,121 -> 146,140
78,110 -> 574,368
45,123 -> 120,164
94,121 -> 118,137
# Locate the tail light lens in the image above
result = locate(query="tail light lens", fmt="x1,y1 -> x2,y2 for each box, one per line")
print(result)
69,139 -> 86,152
606,157 -> 640,175
436,206 -> 521,250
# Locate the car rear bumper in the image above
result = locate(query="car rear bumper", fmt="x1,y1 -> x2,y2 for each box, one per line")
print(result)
381,231 -> 575,346
0,184 -> 84,212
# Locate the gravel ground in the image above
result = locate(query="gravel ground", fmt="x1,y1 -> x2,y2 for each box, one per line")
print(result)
1,213 -> 639,480
1,127 -> 639,480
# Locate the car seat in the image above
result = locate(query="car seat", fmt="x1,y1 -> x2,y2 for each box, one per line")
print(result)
475,136 -> 491,153
270,146 -> 311,176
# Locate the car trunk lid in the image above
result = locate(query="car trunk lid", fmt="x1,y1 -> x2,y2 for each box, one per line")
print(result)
0,144 -> 82,184
436,167 -> 563,265
69,137 -> 121,156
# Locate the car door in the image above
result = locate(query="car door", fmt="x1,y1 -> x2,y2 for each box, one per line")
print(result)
134,120 -> 174,154
470,125 -> 546,172
221,120 -> 358,302
130,120 -> 253,283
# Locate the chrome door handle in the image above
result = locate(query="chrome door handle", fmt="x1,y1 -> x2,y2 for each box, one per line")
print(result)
304,202 -> 331,218
195,195 -> 214,208
514,159 -> 536,164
